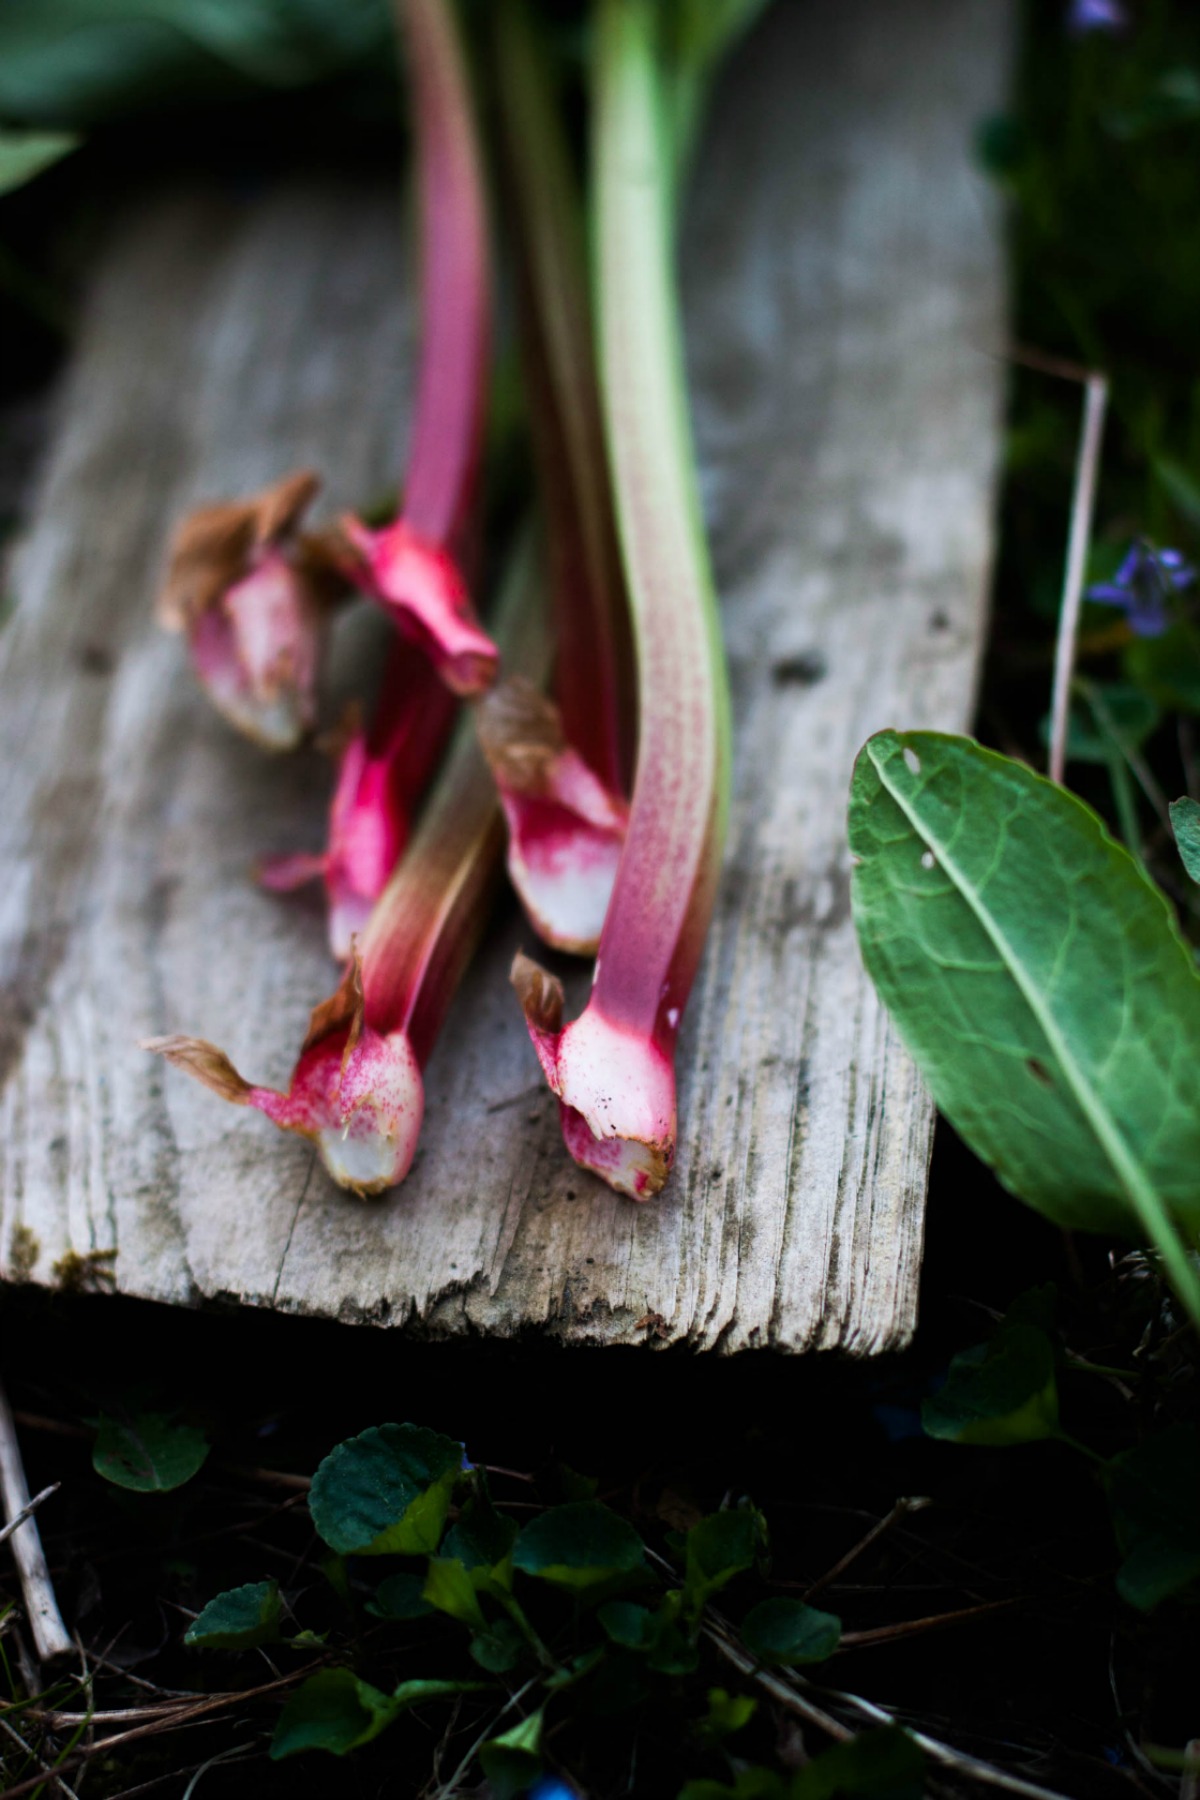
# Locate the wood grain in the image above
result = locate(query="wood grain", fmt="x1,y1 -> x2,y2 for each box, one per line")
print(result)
0,0 -> 1011,1352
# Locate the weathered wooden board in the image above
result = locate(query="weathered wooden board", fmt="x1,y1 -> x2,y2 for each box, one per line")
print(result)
0,0 -> 1011,1351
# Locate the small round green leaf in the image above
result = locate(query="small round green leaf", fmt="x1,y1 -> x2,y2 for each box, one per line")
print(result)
366,1572 -> 434,1622
92,1413 -> 209,1493
922,1322 -> 1059,1447
513,1502 -> 644,1590
684,1508 -> 764,1607
308,1423 -> 464,1556
740,1597 -> 841,1666
1107,1424 -> 1200,1610
185,1580 -> 281,1650
270,1669 -> 392,1759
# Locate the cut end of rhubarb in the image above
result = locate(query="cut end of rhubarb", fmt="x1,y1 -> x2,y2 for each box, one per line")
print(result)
258,1025 -> 425,1196
143,967 -> 424,1198
159,469 -> 329,750
479,681 -> 627,953
510,967 -> 675,1200
338,515 -> 498,695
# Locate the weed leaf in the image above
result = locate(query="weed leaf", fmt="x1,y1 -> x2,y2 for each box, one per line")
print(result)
1170,796 -> 1200,884
92,1412 -> 209,1492
513,1501 -> 644,1591
1106,1425 -> 1200,1610
308,1423 -> 463,1556
270,1668 -> 481,1759
849,730 -> 1200,1313
922,1317 -> 1059,1447
185,1579 -> 281,1649
739,1597 -> 841,1665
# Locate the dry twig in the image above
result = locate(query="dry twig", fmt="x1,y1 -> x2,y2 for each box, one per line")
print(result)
0,1381 -> 72,1663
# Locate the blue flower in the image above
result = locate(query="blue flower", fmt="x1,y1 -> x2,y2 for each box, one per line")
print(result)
1066,0 -> 1129,33
1084,540 -> 1196,637
527,1782 -> 580,1800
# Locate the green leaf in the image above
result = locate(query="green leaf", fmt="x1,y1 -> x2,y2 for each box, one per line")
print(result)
365,1571 -> 434,1622
597,1597 -> 697,1672
740,1597 -> 841,1665
92,1413 -> 209,1493
1170,798 -> 1200,885
684,1508 -> 764,1609
1107,1425 -> 1200,1610
270,1669 -> 482,1760
699,1686 -> 758,1739
308,1423 -> 463,1556
849,730 -> 1200,1321
0,0 -> 391,128
513,1501 -> 645,1591
678,1774 -> 785,1800
184,1580 -> 281,1649
1043,682 -> 1159,765
0,127 -> 79,197
598,1600 -> 658,1650
423,1557 -> 486,1629
791,1727 -> 924,1800
443,1494 -> 518,1586
1126,621 -> 1200,715
479,1709 -> 543,1800
1154,454 -> 1200,531
922,1321 -> 1059,1448
469,1618 -> 524,1674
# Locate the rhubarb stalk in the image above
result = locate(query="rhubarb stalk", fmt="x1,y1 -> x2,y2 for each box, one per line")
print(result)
512,0 -> 732,1199
476,0 -> 631,954
258,636 -> 456,959
338,0 -> 498,696
145,531 -> 548,1196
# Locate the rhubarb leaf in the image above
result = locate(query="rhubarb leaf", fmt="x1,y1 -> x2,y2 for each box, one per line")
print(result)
739,1598 -> 841,1666
184,1580 -> 281,1649
1170,796 -> 1200,883
513,1501 -> 645,1591
92,1413 -> 209,1493
849,730 -> 1200,1320
308,1423 -> 464,1556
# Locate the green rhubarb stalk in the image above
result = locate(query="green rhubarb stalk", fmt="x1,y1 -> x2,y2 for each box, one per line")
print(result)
512,0 -> 732,1198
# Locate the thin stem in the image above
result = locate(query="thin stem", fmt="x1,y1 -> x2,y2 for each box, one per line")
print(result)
803,1497 -> 930,1605
1049,372 -> 1109,787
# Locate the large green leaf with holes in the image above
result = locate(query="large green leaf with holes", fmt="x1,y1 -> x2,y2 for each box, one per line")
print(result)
849,731 -> 1200,1306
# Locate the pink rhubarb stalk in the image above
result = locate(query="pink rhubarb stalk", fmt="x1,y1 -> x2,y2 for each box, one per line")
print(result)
144,533 -> 547,1196
476,0 -> 633,954
258,636 -> 456,960
511,0 -> 732,1199
157,469 -> 340,750
337,0 -> 497,697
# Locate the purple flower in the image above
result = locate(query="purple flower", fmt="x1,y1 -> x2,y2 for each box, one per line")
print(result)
1085,540 -> 1195,637
1066,0 -> 1129,33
